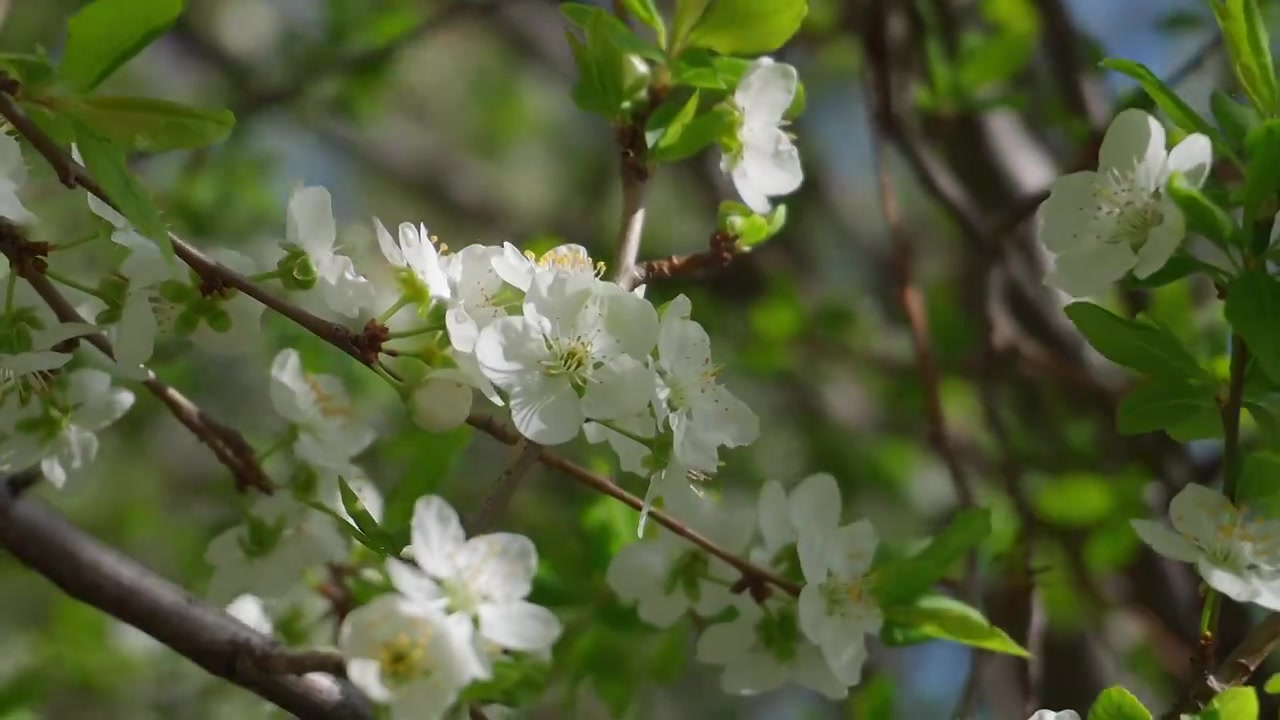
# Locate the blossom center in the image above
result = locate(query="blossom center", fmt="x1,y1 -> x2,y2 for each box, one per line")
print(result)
378,630 -> 432,687
544,336 -> 595,386
306,374 -> 351,418
1097,167 -> 1163,249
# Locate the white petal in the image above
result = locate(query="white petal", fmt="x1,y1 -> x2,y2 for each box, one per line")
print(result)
0,181 -> 33,224
1168,484 -> 1233,547
456,533 -> 537,601
788,473 -> 842,535
1162,133 -> 1213,188
791,642 -> 849,700
720,650 -> 785,696
636,587 -> 690,628
1130,519 -> 1199,563
735,57 -> 797,125
797,582 -> 827,643
1038,172 -> 1101,254
820,632 -> 868,686
507,377 -> 583,445
829,520 -> 878,580
581,355 -> 655,420
345,658 -> 393,703
606,540 -> 667,602
411,495 -> 467,578
491,242 -> 535,291
373,217 -> 404,267
386,559 -> 446,602
114,292 -> 157,369
1045,243 -> 1136,298
286,186 -> 335,254
1132,200 -> 1185,278
695,615 -> 754,664
757,480 -> 793,554
738,126 -> 803,197
474,317 -> 549,386
1098,109 -> 1166,183
477,600 -> 562,652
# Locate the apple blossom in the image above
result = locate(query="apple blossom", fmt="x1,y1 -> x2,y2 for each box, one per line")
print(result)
0,132 -> 34,223
375,218 -> 451,304
490,241 -> 601,293
796,520 -> 882,686
285,186 -> 376,317
269,348 -> 374,471
1039,109 -> 1212,297
720,57 -> 803,214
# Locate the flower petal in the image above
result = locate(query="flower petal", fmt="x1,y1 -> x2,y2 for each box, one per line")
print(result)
411,495 -> 467,578
1130,519 -> 1199,563
477,600 -> 562,652
457,532 -> 537,600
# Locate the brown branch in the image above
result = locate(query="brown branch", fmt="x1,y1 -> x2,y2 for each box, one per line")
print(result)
633,230 -> 742,286
1181,613 -> 1280,712
0,475 -> 372,719
467,437 -> 542,533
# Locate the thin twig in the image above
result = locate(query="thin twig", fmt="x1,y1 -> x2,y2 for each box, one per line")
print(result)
632,230 -> 741,287
468,437 -> 542,533
612,126 -> 651,291
1184,612 -> 1280,711
0,476 -> 372,719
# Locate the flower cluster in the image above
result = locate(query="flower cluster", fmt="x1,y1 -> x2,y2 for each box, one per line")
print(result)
608,472 -> 882,699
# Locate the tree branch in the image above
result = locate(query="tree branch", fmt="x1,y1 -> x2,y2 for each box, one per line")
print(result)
0,476 -> 372,719
468,437 -> 542,534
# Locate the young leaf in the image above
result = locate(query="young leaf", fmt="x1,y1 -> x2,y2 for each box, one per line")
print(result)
61,0 -> 184,93
1116,379 -> 1219,435
338,476 -> 396,554
881,595 -> 1029,656
70,123 -> 170,251
683,0 -> 808,56
1166,173 -> 1238,248
646,90 -> 701,150
1265,672 -> 1280,694
1100,58 -> 1230,160
650,107 -> 728,162
871,508 -> 991,606
1064,302 -> 1208,381
52,96 -> 234,153
670,0 -> 711,53
1212,91 -> 1261,151
1119,253 -> 1223,289
1210,0 -> 1277,115
1088,686 -> 1151,720
1225,271 -> 1280,383
1198,686 -> 1259,720
622,0 -> 667,49
1242,120 -> 1280,224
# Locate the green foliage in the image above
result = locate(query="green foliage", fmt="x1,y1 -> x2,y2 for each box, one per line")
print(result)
1236,452 -> 1280,518
1032,474 -> 1117,527
1116,379 -> 1219,436
1166,173 -> 1239,249
1241,120 -> 1280,225
564,4 -> 658,120
48,96 -> 234,153
871,508 -> 991,606
622,0 -> 667,49
1197,686 -> 1259,719
718,200 -> 787,247
69,123 -> 170,248
880,594 -> 1029,656
1064,302 -> 1209,382
1087,686 -> 1151,720
1225,272 -> 1280,382
679,0 -> 807,56
0,51 -> 56,91
646,90 -> 727,162
1212,91 -> 1261,153
458,653 -> 552,709
60,0 -> 184,93
381,425 -> 474,548
1210,0 -> 1277,115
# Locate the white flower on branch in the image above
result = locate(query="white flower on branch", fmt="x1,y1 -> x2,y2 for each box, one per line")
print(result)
375,218 -> 451,304
0,317 -> 98,396
386,496 -> 563,667
269,348 -> 374,471
0,368 -> 134,488
0,132 -> 34,223
340,594 -> 486,719
1132,484 -> 1280,611
606,490 -> 753,627
696,597 -> 847,700
721,57 -> 803,214
285,185 -> 376,317
475,272 -> 658,445
796,519 -> 882,686
445,243 -> 511,354
654,295 -> 757,473
204,493 -> 345,604
491,241 -> 601,293
1038,108 -> 1212,297
755,472 -> 842,567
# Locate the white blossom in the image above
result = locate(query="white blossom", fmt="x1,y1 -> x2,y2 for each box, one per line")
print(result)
226,594 -> 275,635
697,597 -> 846,700
445,244 -> 510,354
755,472 -> 841,566
607,490 -> 753,627
0,132 -> 34,223
1132,484 -> 1280,610
340,595 -> 485,719
286,186 -> 376,317
720,57 -> 803,214
796,520 -> 882,686
269,348 -> 374,471
386,495 -> 563,665
0,319 -> 98,395
475,272 -> 657,445
491,241 -> 600,293
654,295 -> 757,473
0,368 -> 134,488
205,493 -> 346,604
375,218 -> 451,302
1039,109 -> 1212,297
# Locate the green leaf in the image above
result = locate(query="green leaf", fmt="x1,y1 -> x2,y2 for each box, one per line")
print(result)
1199,686 -> 1259,720
1236,452 -> 1280,518
646,90 -> 701,150
684,0 -> 808,56
622,0 -> 667,48
382,426 -> 473,547
61,0 -> 185,93
51,96 -> 234,153
1210,0 -> 1277,115
650,106 -> 728,162
1088,686 -> 1152,720
872,508 -> 991,606
1226,271 -> 1280,383
882,595 -> 1029,656
671,0 -> 712,53
336,477 -> 398,555
1166,172 -> 1238,248
70,123 -> 170,250
0,51 -> 56,90
1242,120 -> 1280,224
1120,253 -> 1223,289
1116,379 -> 1219,435
565,7 -> 655,119
1264,672 -> 1280,693
1064,302 -> 1208,381
1031,474 -> 1117,527
1212,91 -> 1261,151
1100,58 -> 1230,159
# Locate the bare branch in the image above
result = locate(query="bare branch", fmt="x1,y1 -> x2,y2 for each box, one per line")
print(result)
0,477 -> 372,719
468,437 -> 543,533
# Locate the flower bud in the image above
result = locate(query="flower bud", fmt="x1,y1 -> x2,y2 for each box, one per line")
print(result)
410,374 -> 473,432
277,246 -> 317,291
621,53 -> 652,101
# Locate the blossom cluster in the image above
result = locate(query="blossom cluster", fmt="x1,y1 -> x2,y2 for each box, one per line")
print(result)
608,472 -> 883,699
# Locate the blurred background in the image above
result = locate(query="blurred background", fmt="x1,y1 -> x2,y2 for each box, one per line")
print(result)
0,0 -> 1250,718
